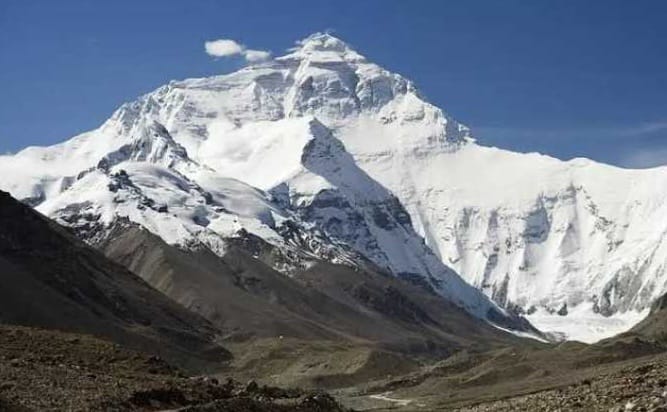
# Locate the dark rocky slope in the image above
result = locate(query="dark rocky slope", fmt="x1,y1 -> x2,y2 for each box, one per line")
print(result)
0,190 -> 229,370
98,221 -> 536,359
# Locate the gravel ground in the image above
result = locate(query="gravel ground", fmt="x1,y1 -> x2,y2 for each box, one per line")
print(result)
0,325 -> 349,412
457,359 -> 667,412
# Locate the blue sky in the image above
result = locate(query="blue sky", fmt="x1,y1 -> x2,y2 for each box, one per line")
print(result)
1,0 -> 666,167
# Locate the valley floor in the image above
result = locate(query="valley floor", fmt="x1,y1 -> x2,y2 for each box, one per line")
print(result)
325,337 -> 667,411
4,322 -> 667,411
340,352 -> 667,411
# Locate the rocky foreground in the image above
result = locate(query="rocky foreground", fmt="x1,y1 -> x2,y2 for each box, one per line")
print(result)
457,356 -> 667,412
5,322 -> 667,411
0,325 -> 349,412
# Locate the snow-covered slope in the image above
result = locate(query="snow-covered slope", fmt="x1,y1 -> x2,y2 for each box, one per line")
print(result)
2,33 -> 664,341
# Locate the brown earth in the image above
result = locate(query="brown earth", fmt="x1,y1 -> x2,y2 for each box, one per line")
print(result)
456,355 -> 667,411
0,324 -> 350,412
336,333 -> 667,411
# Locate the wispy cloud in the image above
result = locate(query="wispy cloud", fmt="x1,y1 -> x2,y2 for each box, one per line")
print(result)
630,121 -> 667,135
204,38 -> 271,62
475,121 -> 667,142
474,120 -> 667,168
620,147 -> 667,169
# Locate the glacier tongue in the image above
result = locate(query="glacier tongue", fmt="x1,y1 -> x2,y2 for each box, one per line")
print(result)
2,32 -> 665,340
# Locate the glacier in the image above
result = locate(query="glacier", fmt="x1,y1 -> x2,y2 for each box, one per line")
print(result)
2,32 -> 665,342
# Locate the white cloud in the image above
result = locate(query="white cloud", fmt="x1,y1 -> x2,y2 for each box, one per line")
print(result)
204,38 -> 271,63
243,49 -> 271,62
204,39 -> 244,57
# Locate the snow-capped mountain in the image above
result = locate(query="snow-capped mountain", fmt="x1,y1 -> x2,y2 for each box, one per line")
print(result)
2,32 -> 665,341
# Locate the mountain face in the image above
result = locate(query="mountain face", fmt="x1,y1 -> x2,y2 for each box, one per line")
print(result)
0,33 -> 663,341
95,220 -> 535,355
0,190 -> 230,370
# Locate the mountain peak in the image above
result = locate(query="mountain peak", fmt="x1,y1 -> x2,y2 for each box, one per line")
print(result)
280,32 -> 365,62
297,32 -> 349,51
